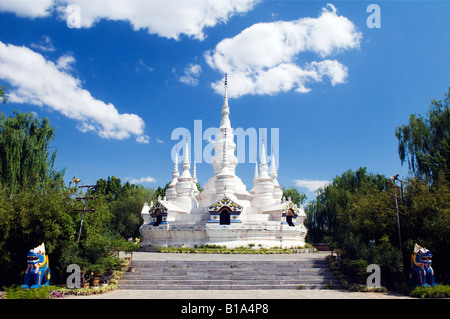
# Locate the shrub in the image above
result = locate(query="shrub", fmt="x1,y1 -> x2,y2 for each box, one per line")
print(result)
4,285 -> 55,299
409,285 -> 450,298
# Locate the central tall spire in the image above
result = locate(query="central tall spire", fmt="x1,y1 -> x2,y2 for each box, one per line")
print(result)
220,73 -> 230,129
195,74 -> 253,207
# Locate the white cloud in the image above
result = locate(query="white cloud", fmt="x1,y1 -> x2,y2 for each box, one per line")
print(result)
56,54 -> 75,71
125,176 -> 157,185
136,59 -> 154,72
1,0 -> 259,40
294,179 -> 330,192
0,41 -> 148,143
136,135 -> 150,144
156,138 -> 164,144
30,35 -> 56,52
56,0 -> 259,40
179,63 -> 202,86
0,0 -> 54,18
205,4 -> 362,97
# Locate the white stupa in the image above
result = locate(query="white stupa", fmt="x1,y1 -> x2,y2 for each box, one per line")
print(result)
140,76 -> 307,249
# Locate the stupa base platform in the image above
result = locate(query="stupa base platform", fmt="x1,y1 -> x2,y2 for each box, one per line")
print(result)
139,223 -> 307,249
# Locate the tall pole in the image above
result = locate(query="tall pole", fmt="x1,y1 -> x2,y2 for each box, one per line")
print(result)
388,175 -> 403,273
393,183 -> 402,254
75,184 -> 100,243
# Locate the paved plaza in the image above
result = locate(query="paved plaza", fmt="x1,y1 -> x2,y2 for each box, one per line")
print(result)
66,288 -> 409,299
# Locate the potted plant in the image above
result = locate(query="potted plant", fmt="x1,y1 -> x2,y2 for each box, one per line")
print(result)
81,271 -> 90,289
88,264 -> 104,287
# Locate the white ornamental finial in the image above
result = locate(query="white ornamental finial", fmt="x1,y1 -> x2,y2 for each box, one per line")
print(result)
224,73 -> 228,94
220,74 -> 230,129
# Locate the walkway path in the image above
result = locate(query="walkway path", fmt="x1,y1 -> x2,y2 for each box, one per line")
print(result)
66,288 -> 408,299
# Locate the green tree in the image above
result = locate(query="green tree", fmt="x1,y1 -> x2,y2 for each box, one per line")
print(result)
400,175 -> 450,273
0,111 -> 64,192
154,182 -> 170,200
94,176 -> 134,202
0,187 -> 77,286
0,111 -> 138,287
395,88 -> 450,183
110,186 -> 154,238
305,167 -> 388,243
282,186 -> 306,206
0,86 -> 8,104
93,176 -> 154,238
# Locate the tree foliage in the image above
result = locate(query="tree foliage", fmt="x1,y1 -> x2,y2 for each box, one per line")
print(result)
305,168 -> 406,285
400,175 -> 450,273
395,88 -> 450,183
93,176 -> 154,238
305,167 -> 388,244
0,111 -> 147,287
0,111 -> 63,192
0,186 -> 77,286
282,186 -> 307,206
0,86 -> 8,104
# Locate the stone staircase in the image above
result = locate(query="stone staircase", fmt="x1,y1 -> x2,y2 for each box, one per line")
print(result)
119,253 -> 342,290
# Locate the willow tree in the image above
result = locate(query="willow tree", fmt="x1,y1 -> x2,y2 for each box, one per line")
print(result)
0,111 -> 63,192
395,88 -> 450,183
0,86 -> 8,104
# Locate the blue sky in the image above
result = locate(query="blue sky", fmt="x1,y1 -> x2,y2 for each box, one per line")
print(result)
0,0 -> 449,201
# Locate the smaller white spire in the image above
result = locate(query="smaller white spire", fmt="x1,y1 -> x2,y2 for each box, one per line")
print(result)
182,137 -> 190,172
192,153 -> 199,197
180,137 -> 192,180
192,153 -> 197,183
166,149 -> 180,201
270,145 -> 277,179
259,137 -> 269,177
173,151 -> 179,178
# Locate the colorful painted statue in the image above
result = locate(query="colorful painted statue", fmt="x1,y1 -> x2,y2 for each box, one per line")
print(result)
409,243 -> 437,287
21,243 -> 51,289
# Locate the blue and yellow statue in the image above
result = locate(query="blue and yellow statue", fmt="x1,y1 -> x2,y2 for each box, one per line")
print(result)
21,243 -> 51,289
409,243 -> 437,287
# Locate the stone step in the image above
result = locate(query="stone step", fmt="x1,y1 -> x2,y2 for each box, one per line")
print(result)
121,277 -> 331,286
118,253 -> 341,290
124,268 -> 330,274
128,264 -> 328,272
122,271 -> 333,279
118,284 -> 331,290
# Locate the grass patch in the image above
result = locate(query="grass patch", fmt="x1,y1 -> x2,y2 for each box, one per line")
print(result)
4,285 -> 55,299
